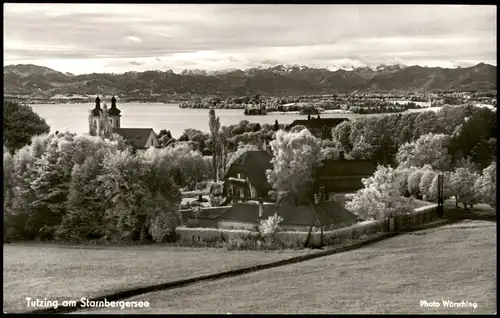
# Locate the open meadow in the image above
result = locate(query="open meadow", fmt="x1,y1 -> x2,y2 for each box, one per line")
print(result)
78,220 -> 496,314
3,243 -> 308,313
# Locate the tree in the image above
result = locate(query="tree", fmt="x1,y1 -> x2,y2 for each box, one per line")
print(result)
3,148 -> 15,216
141,144 -> 212,190
362,165 -> 407,200
266,129 -> 323,204
450,167 -> 481,209
254,123 -> 261,132
412,111 -> 439,140
56,157 -> 107,241
97,149 -> 181,242
350,135 -> 374,160
436,105 -> 474,135
347,165 -> 412,220
428,172 -> 453,202
179,128 -> 206,143
396,133 -> 451,171
474,162 -> 496,207
450,107 -> 497,168
394,166 -> 414,197
158,129 -> 172,139
345,187 -> 386,221
419,169 -> 438,201
101,104 -> 113,139
3,101 -> 50,153
331,120 -> 352,153
407,168 -> 425,198
26,133 -> 76,238
471,138 -> 497,171
208,108 -> 222,181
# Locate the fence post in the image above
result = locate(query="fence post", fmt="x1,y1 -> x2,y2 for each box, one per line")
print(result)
394,214 -> 401,233
388,214 -> 395,232
320,226 -> 324,247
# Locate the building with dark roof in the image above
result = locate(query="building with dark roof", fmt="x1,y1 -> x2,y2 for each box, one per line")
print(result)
314,158 -> 378,195
113,128 -> 159,149
223,149 -> 377,205
88,95 -> 159,150
286,117 -> 349,139
223,150 -> 273,202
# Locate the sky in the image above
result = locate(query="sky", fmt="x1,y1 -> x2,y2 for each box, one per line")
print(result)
3,4 -> 497,75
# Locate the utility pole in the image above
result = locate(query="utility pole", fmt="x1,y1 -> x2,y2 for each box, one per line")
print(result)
437,174 -> 444,218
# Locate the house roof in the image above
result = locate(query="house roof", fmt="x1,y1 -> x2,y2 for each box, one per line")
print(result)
316,159 -> 377,177
210,201 -> 357,227
315,159 -> 377,193
113,128 -> 156,149
286,118 -> 349,130
224,150 -> 273,193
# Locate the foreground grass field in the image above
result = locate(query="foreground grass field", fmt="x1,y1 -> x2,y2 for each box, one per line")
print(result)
3,243 -> 308,313
81,220 -> 496,314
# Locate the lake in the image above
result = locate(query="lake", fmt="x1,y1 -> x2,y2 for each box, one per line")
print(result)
29,103 -> 441,138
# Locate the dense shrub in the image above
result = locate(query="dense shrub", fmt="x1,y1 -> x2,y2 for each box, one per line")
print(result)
259,213 -> 284,236
208,181 -> 225,206
150,211 -> 179,243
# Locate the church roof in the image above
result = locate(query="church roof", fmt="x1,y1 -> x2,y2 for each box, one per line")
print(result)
108,107 -> 121,116
113,128 -> 156,149
91,95 -> 102,116
108,95 -> 121,116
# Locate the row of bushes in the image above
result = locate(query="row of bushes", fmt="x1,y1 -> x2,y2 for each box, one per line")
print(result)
175,205 -> 439,250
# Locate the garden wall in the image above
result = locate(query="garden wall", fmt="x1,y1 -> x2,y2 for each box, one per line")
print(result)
175,203 -> 440,249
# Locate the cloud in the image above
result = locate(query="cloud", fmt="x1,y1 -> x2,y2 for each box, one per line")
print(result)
124,36 -> 142,44
3,4 -> 496,74
128,61 -> 143,65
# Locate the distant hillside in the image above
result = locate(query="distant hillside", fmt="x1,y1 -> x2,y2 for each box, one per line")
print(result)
3,63 -> 497,100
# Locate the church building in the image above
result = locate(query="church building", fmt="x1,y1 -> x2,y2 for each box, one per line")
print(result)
88,95 -> 159,150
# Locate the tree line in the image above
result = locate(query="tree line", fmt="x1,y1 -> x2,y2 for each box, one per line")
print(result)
3,100 -> 496,243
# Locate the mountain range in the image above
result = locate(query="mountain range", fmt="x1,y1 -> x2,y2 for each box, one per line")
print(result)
3,63 -> 497,100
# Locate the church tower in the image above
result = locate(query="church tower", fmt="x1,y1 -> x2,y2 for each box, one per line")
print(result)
107,95 -> 121,129
89,95 -> 103,136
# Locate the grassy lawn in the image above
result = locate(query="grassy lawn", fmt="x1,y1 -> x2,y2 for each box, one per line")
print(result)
3,243 -> 308,313
81,220 -> 496,314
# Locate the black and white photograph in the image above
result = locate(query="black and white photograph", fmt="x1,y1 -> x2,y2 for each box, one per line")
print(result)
3,3 -> 497,314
